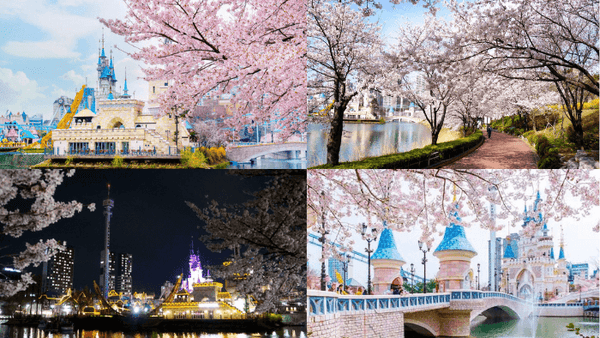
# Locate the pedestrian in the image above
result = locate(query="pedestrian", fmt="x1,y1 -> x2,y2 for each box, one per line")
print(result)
487,125 -> 492,139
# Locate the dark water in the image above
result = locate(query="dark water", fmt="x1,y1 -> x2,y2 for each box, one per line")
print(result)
0,325 -> 306,338
308,121 -> 432,166
471,316 -> 599,338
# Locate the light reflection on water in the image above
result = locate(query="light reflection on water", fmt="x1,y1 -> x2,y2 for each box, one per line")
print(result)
0,326 -> 306,338
470,316 -> 599,338
307,121 -> 432,167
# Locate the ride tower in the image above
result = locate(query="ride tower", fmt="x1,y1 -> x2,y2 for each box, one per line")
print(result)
100,184 -> 114,298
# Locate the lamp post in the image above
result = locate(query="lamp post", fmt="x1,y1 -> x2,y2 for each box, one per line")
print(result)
342,255 -> 349,291
494,268 -> 498,291
499,270 -> 504,293
507,270 -> 510,295
361,223 -> 377,295
410,263 -> 415,293
418,240 -> 429,294
318,192 -> 329,291
477,263 -> 480,290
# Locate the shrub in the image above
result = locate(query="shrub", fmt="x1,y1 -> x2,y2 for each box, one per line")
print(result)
65,156 -> 74,165
214,162 -> 230,169
181,149 -> 207,168
535,136 -> 561,169
112,156 -> 124,168
583,98 -> 599,110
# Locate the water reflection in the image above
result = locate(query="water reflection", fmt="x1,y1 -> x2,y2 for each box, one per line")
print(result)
308,122 -> 432,167
471,316 -> 599,338
0,327 -> 306,338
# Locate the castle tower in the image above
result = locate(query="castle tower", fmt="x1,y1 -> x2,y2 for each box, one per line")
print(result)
100,184 -> 114,298
434,202 -> 477,291
371,223 -> 406,295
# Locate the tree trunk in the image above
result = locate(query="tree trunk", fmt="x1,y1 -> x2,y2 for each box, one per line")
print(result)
326,99 -> 350,165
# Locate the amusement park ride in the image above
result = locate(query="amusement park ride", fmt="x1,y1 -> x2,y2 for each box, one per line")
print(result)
25,85 -> 86,150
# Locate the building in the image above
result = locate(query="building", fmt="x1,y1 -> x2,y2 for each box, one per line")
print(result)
568,263 -> 589,281
41,241 -> 74,296
52,32 -> 191,156
500,192 -> 569,300
115,252 -> 133,296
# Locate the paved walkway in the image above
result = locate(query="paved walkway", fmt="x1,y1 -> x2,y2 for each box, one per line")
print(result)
445,130 -> 537,169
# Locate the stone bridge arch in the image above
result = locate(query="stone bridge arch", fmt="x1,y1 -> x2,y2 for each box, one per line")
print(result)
469,297 -> 531,321
404,318 -> 437,337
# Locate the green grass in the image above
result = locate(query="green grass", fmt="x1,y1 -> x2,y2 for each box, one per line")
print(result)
311,130 -> 483,169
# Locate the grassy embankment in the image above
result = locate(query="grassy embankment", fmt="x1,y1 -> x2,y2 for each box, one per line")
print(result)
490,98 -> 599,168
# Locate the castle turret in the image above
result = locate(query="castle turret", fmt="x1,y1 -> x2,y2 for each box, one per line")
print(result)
433,202 -> 477,291
371,223 -> 406,295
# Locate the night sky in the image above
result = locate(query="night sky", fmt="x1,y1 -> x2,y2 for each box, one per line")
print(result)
7,170 -> 274,295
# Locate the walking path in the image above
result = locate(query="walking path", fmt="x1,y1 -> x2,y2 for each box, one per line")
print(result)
444,130 -> 537,169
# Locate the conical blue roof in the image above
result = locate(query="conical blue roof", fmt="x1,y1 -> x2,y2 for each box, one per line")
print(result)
434,203 -> 477,253
503,243 -> 516,259
101,47 -> 106,58
107,92 -> 114,100
559,246 -> 565,260
550,247 -> 555,259
372,227 -> 405,262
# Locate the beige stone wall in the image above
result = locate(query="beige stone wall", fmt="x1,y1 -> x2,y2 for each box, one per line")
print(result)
310,311 -> 404,338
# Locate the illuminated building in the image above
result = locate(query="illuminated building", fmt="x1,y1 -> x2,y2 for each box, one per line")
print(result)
159,245 -> 245,319
41,241 -> 74,296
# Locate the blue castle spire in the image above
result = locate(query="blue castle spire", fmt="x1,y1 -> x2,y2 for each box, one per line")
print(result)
559,246 -> 565,260
550,247 -> 555,260
503,243 -> 516,259
434,203 -> 477,253
372,222 -> 405,262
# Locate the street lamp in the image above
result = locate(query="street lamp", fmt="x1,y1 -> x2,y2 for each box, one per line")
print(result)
410,263 -> 415,293
418,240 -> 430,294
361,223 -> 378,295
494,268 -> 498,291
507,270 -> 510,295
318,191 -> 329,291
499,270 -> 504,293
477,263 -> 480,290
342,255 -> 350,291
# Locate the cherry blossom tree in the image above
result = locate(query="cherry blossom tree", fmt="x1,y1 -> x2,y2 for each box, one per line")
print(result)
446,0 -> 598,147
0,170 -> 95,297
308,169 -> 599,259
447,0 -> 598,94
100,0 -> 306,141
308,0 -> 384,165
186,171 -> 305,313
391,17 -> 465,145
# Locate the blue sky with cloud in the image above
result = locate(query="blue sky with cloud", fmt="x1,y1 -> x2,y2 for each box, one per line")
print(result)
0,0 -> 149,120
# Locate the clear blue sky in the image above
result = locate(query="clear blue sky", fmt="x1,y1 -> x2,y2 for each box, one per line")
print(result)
0,0 -> 149,120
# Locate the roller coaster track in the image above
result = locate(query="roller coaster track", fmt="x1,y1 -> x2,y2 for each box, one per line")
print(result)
25,85 -> 86,149
148,274 -> 183,316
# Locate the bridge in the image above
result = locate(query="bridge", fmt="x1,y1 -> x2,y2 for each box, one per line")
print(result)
308,289 -> 584,338
227,142 -> 307,163
386,116 -> 425,124
548,288 -> 599,303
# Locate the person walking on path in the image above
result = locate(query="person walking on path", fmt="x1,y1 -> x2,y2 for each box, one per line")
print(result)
487,126 -> 492,139
445,130 -> 537,169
